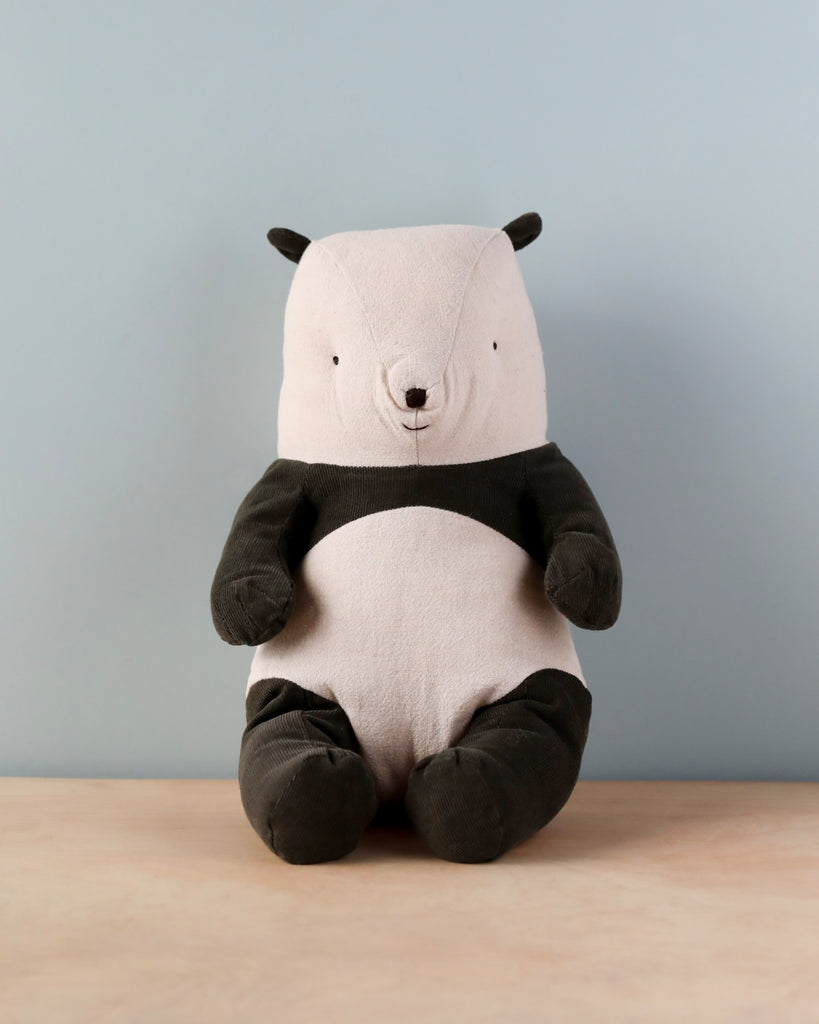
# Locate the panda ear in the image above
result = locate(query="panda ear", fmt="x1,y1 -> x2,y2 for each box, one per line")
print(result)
266,227 -> 312,264
502,212 -> 542,252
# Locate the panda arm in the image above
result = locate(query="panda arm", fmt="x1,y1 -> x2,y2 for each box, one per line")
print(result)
211,459 -> 311,646
524,444 -> 622,630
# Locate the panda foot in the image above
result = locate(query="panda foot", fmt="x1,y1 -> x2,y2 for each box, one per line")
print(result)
405,669 -> 592,863
239,677 -> 378,864
263,747 -> 378,864
405,747 -> 510,863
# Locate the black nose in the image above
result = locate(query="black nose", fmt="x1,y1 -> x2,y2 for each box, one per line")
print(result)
405,387 -> 427,409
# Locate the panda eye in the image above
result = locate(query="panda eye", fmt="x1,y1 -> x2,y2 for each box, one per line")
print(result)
492,341 -> 498,350
332,355 -> 339,365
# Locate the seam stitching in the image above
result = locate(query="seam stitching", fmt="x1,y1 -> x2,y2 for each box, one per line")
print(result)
551,566 -> 590,593
438,230 -> 504,385
313,241 -> 388,372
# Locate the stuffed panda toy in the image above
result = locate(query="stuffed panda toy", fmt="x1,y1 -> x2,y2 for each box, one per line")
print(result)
211,212 -> 622,864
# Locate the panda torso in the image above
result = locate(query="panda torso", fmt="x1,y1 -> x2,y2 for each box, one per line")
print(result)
247,448 -> 583,800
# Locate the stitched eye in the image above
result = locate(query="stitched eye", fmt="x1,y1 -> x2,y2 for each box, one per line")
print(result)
332,355 -> 339,365
492,341 -> 498,350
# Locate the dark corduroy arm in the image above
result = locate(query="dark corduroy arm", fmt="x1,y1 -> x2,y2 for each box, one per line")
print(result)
524,444 -> 622,630
211,459 -> 310,646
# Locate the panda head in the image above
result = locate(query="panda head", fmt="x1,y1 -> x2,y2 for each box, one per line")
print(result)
268,213 -> 547,467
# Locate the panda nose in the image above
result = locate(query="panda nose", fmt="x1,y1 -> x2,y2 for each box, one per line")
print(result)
405,387 -> 427,409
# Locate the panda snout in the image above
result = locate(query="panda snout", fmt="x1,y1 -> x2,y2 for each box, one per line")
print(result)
405,387 -> 427,409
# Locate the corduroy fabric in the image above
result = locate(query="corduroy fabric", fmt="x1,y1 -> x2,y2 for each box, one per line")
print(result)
238,678 -> 378,864
210,461 -> 311,646
525,444 -> 622,630
240,670 -> 590,864
502,211 -> 542,251
211,441 -> 622,646
405,668 -> 592,863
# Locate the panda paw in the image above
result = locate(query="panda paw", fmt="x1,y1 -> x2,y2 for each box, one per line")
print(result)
405,747 -> 508,862
263,748 -> 378,864
211,574 -> 294,645
545,531 -> 622,630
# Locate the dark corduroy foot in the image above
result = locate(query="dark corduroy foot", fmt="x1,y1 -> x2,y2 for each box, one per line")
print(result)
266,748 -> 378,864
405,668 -> 592,863
239,677 -> 378,864
406,747 -> 507,862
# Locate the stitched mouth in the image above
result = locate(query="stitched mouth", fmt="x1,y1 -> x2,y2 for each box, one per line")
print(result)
403,424 -> 429,431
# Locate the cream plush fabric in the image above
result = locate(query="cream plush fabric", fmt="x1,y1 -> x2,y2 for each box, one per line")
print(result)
276,225 -> 548,467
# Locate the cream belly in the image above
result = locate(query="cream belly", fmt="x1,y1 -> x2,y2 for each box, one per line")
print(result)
248,506 -> 584,800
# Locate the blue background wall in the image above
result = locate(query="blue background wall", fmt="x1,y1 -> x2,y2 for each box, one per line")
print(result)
2,1 -> 817,779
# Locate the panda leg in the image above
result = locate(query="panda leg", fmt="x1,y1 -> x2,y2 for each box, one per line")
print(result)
405,669 -> 591,863
239,677 -> 378,864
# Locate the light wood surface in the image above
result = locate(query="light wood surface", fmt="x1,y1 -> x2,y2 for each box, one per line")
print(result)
1,780 -> 817,1023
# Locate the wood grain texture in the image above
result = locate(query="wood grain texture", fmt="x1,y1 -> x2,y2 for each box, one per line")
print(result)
1,780 -> 817,1023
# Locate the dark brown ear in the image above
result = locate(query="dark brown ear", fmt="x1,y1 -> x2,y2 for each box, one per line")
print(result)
266,227 -> 312,263
502,212 -> 542,251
